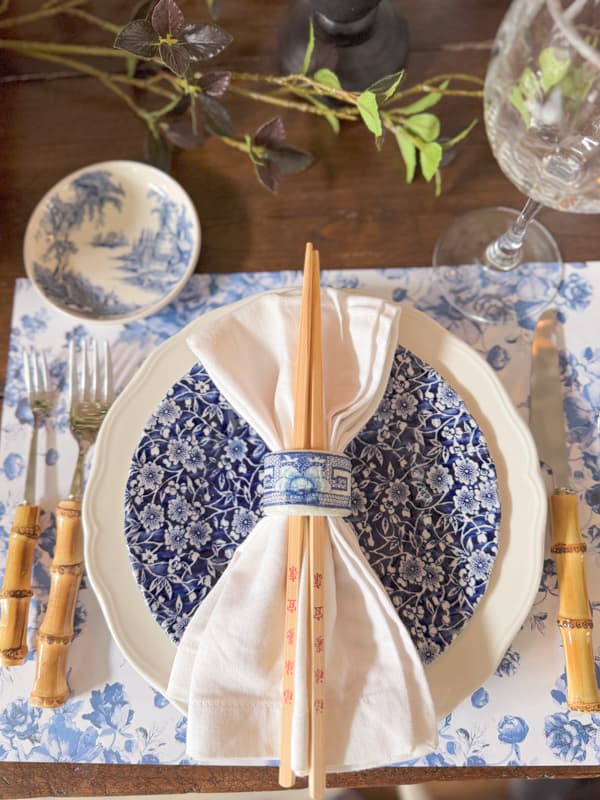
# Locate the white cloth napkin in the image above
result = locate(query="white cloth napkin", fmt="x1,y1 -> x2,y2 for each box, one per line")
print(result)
167,288 -> 438,773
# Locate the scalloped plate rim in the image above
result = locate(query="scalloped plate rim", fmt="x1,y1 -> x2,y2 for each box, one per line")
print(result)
83,290 -> 546,727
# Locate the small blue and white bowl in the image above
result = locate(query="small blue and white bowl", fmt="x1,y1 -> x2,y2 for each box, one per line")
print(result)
24,160 -> 201,323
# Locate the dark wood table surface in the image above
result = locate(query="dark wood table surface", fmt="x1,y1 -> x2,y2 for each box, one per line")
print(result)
1,0 -> 600,796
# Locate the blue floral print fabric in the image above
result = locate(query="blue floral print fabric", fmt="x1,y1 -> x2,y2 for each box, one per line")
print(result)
0,262 -> 598,767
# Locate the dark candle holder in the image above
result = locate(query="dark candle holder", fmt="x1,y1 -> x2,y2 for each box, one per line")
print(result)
278,0 -> 409,92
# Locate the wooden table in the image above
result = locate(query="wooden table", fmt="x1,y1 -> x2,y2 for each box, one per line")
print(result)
1,0 -> 599,796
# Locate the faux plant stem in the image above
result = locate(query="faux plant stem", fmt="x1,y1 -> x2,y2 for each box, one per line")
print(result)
0,0 -> 484,192
0,0 -> 87,29
228,84 -> 358,121
11,47 -> 158,124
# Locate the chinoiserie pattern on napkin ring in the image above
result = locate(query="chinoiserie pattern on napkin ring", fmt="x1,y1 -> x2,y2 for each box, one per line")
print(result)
262,450 -> 352,517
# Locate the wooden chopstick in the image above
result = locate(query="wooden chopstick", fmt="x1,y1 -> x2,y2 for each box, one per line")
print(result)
308,249 -> 326,800
279,242 -> 314,788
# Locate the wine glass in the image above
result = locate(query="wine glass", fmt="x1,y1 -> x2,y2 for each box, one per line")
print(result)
433,0 -> 600,325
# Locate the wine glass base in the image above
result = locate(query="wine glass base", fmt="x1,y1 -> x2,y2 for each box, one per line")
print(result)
432,207 -> 564,326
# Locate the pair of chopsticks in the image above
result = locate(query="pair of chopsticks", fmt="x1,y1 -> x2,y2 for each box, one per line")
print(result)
279,243 -> 326,799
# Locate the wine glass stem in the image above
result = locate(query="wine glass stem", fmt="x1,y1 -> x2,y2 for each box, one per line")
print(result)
484,198 -> 544,272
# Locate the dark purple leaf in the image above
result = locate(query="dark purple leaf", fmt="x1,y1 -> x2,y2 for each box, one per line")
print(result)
266,145 -> 314,175
254,117 -> 286,148
162,117 -> 207,150
255,160 -> 280,193
199,71 -> 231,98
200,95 -> 233,137
165,93 -> 191,118
159,42 -> 190,76
114,20 -> 157,58
181,23 -> 233,61
144,130 -> 172,172
151,0 -> 184,37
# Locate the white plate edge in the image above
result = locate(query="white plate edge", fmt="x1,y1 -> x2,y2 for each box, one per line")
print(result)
23,160 -> 202,325
83,291 -> 547,720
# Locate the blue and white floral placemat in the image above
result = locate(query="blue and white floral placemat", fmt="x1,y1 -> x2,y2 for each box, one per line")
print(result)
0,263 -> 598,767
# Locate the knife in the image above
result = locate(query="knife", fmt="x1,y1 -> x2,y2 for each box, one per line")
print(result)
530,309 -> 600,712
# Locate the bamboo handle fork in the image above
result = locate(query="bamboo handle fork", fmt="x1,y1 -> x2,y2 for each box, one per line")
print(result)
30,340 -> 114,707
279,244 -> 327,799
0,350 -> 50,666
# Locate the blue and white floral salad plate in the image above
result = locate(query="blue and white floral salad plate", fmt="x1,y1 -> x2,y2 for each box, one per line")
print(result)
24,160 -> 200,323
83,295 -> 546,718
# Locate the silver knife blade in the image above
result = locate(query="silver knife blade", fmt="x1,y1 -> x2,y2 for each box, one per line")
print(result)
530,309 -> 570,490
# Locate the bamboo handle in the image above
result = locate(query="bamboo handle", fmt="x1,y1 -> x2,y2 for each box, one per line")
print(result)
0,504 -> 40,666
308,249 -> 326,800
279,243 -> 314,788
30,499 -> 83,708
550,492 -> 600,712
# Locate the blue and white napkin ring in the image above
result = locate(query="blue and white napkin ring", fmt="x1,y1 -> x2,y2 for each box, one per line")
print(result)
262,450 -> 352,517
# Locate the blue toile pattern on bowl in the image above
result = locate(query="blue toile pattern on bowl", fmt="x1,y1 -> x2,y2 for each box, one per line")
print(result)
124,345 -> 501,664
24,161 -> 200,323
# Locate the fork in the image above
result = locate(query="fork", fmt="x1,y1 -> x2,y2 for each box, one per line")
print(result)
30,339 -> 114,708
0,350 -> 51,666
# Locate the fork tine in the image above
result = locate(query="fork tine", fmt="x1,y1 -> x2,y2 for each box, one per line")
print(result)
68,341 -> 76,411
23,350 -> 32,395
80,340 -> 89,401
91,339 -> 99,401
31,349 -> 40,393
39,352 -> 50,393
103,341 -> 114,403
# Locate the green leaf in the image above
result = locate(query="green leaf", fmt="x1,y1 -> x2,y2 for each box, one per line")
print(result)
357,90 -> 382,137
404,112 -> 440,142
125,56 -> 137,78
509,86 -> 530,127
560,64 -> 595,101
310,96 -> 340,133
539,47 -> 570,92
367,70 -> 404,103
301,18 -> 315,75
518,66 -> 540,99
313,68 -> 341,89
419,141 -> 442,182
441,118 -> 478,149
396,81 -> 448,114
394,128 -> 416,183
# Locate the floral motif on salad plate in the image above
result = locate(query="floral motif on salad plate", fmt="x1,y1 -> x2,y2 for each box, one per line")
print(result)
24,160 -> 200,323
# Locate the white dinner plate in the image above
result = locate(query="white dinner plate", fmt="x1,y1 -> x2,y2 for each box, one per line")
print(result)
83,292 -> 546,720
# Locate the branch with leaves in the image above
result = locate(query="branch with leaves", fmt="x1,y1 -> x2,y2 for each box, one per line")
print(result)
0,0 -> 484,193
